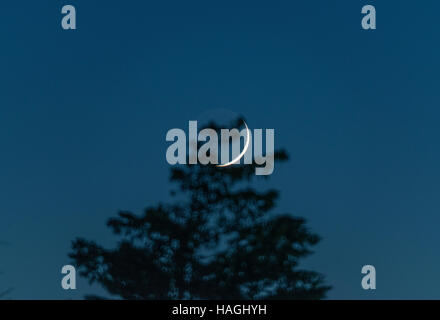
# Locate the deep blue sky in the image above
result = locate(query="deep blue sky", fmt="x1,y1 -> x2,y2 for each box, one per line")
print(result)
1,0 -> 440,299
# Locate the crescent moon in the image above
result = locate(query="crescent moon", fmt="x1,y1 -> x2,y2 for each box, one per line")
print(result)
216,121 -> 250,167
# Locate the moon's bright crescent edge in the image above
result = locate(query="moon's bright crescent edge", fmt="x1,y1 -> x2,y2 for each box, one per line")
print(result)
216,121 -> 250,167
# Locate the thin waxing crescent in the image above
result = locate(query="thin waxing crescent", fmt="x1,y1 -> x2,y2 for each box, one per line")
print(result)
216,121 -> 250,167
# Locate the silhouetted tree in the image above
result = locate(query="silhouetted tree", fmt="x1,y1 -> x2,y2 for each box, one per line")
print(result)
69,119 -> 331,299
0,242 -> 12,299
0,287 -> 13,299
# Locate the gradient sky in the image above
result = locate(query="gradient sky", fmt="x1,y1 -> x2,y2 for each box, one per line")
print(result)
1,0 -> 440,299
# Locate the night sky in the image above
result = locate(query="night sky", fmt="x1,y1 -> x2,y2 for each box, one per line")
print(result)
1,0 -> 440,299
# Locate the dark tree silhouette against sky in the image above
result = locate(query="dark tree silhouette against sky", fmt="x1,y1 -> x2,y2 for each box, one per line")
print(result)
69,120 -> 331,299
0,242 -> 13,299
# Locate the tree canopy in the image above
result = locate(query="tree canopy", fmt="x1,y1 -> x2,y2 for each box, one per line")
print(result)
70,120 -> 330,299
